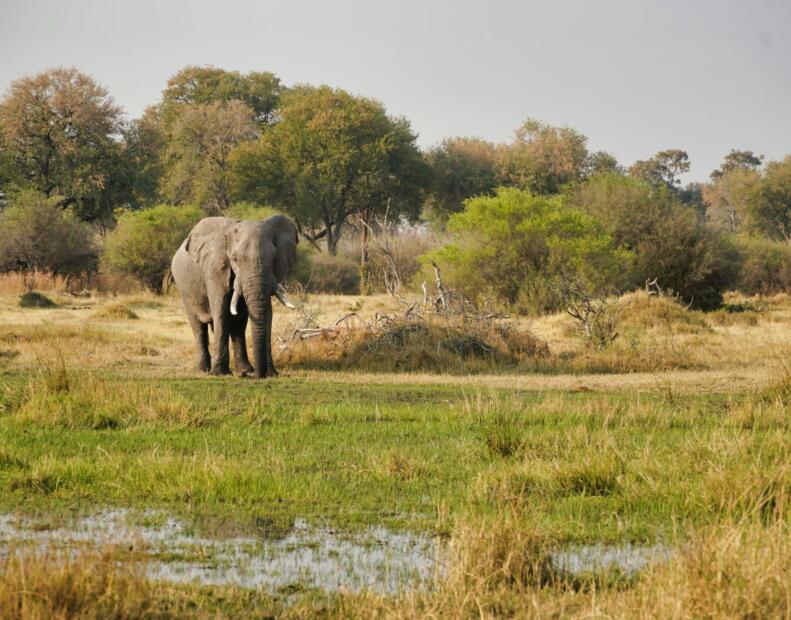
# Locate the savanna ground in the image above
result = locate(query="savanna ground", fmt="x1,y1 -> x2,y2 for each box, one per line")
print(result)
2,274 -> 791,618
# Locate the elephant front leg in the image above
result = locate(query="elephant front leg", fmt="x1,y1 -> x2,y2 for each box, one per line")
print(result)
209,308 -> 232,376
230,311 -> 254,377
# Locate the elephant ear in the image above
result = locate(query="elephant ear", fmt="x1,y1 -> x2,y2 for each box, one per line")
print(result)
271,216 -> 298,282
185,217 -> 235,290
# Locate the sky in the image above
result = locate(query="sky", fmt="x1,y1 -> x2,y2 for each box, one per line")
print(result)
1,0 -> 790,182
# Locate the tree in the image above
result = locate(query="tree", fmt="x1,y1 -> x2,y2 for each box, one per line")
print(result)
710,149 -> 763,180
734,236 -> 791,295
161,65 -> 282,127
114,112 -> 166,211
0,67 -> 125,222
498,118 -> 589,194
426,187 -> 632,313
102,204 -> 202,292
140,66 -> 283,210
161,100 -> 258,211
745,155 -> 791,241
628,149 -> 690,189
703,167 -> 760,232
585,150 -> 622,177
567,174 -> 739,310
426,137 -> 499,220
231,86 -> 429,256
0,190 -> 97,287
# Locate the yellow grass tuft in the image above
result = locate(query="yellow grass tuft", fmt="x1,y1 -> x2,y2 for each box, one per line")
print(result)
91,302 -> 139,320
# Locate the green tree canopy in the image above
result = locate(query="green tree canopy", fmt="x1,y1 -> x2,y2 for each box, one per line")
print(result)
0,67 -> 126,222
426,137 -> 499,220
703,167 -> 760,232
744,155 -> 791,241
102,204 -> 202,292
585,150 -> 622,177
426,187 -> 632,313
231,85 -> 429,254
498,119 -> 590,195
161,65 -> 283,127
0,189 -> 97,283
567,173 -> 739,309
628,149 -> 690,189
160,100 -> 258,211
710,149 -> 763,180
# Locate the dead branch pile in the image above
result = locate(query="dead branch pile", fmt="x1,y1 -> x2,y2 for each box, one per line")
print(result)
276,266 -> 548,373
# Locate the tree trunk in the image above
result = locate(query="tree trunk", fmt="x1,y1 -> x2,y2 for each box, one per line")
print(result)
326,225 -> 337,255
359,216 -> 370,295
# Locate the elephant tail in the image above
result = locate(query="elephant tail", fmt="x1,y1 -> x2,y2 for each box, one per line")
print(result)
161,269 -> 175,295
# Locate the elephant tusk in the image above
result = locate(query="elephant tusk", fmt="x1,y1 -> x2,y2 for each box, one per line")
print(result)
274,284 -> 296,309
230,287 -> 242,315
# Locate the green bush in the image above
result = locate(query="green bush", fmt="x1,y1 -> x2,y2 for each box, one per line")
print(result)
19,291 -> 57,308
424,187 -> 632,314
102,204 -> 202,293
0,190 -> 98,282
291,248 -> 360,294
223,201 -> 280,221
735,236 -> 791,295
567,174 -> 740,310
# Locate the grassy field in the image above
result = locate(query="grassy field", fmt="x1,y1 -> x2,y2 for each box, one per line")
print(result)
1,282 -> 791,617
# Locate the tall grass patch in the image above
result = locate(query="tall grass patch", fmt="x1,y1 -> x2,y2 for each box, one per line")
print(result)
11,363 -> 206,429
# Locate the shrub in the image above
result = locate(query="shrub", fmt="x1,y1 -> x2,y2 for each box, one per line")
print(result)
292,248 -> 360,294
277,314 -> 548,374
0,190 -> 98,287
364,223 -> 443,295
102,204 -> 202,293
567,174 -> 740,310
91,303 -> 139,320
19,291 -> 57,308
424,187 -> 632,314
223,201 -> 280,221
735,236 -> 791,295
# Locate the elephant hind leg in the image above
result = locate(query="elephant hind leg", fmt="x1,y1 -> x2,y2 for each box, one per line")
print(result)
187,313 -> 210,373
208,304 -> 232,376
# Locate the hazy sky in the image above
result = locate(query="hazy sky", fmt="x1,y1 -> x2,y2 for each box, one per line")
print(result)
2,0 -> 790,182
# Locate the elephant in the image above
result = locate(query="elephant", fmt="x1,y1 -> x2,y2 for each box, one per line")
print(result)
171,214 -> 298,378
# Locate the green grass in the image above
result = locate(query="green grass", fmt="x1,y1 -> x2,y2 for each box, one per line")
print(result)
1,367 -> 787,545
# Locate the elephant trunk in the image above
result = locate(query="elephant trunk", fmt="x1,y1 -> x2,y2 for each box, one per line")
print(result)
250,310 -> 270,379
243,273 -> 274,378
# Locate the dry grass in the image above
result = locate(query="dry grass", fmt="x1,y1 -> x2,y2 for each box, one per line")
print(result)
0,286 -> 791,391
91,302 -> 140,320
0,547 -> 166,619
3,288 -> 791,617
275,289 -> 791,376
0,546 -> 282,619
0,272 -> 71,294
323,520 -> 791,619
278,315 -> 549,374
8,359 -> 206,429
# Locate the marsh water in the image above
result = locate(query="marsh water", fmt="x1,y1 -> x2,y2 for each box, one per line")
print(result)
0,509 -> 441,594
0,509 -> 670,593
551,542 -> 671,577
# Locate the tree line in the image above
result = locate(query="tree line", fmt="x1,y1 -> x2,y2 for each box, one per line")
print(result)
0,65 -> 790,309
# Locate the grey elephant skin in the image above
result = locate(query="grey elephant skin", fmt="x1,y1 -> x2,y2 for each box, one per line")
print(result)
171,215 -> 298,378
